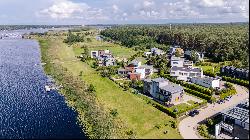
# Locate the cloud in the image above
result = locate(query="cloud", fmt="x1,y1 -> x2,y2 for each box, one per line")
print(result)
200,0 -> 224,7
0,0 -> 248,24
37,0 -> 109,21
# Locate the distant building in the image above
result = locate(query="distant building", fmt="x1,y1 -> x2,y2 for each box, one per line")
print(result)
169,45 -> 184,56
215,99 -> 249,139
151,48 -> 165,55
91,50 -> 116,66
143,78 -> 184,104
184,50 -> 204,61
190,76 -> 220,88
170,66 -> 203,81
118,60 -> 154,80
220,66 -> 249,80
170,56 -> 193,68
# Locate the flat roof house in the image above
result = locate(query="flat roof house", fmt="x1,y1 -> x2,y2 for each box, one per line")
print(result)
143,78 -> 184,104
190,76 -> 220,88
170,66 -> 203,81
170,56 -> 193,68
215,99 -> 249,139
220,66 -> 249,80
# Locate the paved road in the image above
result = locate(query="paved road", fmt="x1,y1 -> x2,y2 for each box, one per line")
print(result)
179,84 -> 249,139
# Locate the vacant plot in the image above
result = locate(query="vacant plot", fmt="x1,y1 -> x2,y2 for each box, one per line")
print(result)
42,35 -> 182,139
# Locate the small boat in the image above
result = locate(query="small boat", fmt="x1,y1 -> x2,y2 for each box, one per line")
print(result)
45,85 -> 51,92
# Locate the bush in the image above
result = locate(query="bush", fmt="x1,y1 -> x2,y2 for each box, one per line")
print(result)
197,124 -> 209,138
222,76 -> 249,87
203,71 -> 216,77
184,87 -> 212,101
110,109 -> 119,117
88,84 -> 96,92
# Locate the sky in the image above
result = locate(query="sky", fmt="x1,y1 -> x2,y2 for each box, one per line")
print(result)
0,0 -> 249,25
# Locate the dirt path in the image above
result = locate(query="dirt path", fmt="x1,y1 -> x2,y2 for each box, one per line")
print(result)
179,83 -> 249,139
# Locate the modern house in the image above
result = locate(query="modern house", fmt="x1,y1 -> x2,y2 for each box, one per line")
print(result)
220,66 -> 249,80
184,50 -> 204,61
190,76 -> 220,88
91,50 -> 116,66
97,54 -> 116,66
118,60 -> 154,80
170,56 -> 193,68
170,66 -> 203,81
143,78 -> 184,104
215,99 -> 249,139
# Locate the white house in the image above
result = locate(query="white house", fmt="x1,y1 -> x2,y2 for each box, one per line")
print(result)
171,56 -> 184,67
170,66 -> 203,81
135,67 -> 146,79
190,76 -> 220,88
171,56 -> 193,68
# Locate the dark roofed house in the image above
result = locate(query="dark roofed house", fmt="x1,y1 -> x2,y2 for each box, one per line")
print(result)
215,99 -> 249,139
220,66 -> 249,80
143,78 -> 184,104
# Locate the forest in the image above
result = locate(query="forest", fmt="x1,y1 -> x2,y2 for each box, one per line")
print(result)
100,23 -> 249,68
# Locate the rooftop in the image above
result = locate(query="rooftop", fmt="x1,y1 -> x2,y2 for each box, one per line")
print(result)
221,99 -> 249,124
160,83 -> 184,93
152,77 -> 168,83
171,66 -> 202,72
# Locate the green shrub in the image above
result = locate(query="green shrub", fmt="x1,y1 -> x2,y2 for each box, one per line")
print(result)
222,76 -> 249,87
184,87 -> 212,101
197,124 -> 209,138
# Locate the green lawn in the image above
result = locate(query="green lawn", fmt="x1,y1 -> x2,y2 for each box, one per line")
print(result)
72,34 -> 137,59
169,102 -> 192,113
44,35 -> 182,139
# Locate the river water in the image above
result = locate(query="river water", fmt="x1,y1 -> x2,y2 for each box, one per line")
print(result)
0,30 -> 86,139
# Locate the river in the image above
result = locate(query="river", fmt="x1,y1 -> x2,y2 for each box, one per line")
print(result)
0,29 -> 86,139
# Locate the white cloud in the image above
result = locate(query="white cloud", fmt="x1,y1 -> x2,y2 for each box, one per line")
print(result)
38,0 -> 89,19
201,0 -> 224,7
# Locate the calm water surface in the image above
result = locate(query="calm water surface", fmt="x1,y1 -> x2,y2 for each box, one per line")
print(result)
0,32 -> 86,139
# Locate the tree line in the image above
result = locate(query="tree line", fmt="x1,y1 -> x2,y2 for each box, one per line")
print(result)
100,23 -> 249,68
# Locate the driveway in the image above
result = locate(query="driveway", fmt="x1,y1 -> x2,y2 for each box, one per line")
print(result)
178,83 -> 249,139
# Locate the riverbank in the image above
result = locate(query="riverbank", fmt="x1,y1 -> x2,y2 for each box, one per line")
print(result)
37,31 -> 182,139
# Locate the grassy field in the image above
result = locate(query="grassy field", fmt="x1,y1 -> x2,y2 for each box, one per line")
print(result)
39,33 -> 182,139
72,33 -> 137,59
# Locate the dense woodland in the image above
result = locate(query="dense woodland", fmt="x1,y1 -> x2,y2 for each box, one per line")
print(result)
100,23 -> 249,68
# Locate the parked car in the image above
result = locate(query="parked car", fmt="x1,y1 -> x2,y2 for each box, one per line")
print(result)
189,111 -> 196,117
193,110 -> 199,115
189,110 -> 199,117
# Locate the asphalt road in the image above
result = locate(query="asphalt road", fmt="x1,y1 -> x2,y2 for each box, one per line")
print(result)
178,84 -> 249,139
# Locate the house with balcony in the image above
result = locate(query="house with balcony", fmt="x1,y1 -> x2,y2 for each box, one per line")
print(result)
170,66 -> 203,81
170,56 -> 193,68
215,99 -> 249,139
143,78 -> 184,104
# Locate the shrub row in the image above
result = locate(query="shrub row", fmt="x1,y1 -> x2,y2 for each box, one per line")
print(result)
163,74 -> 213,96
136,94 -> 207,118
181,82 -> 212,95
184,87 -> 212,101
203,71 -> 216,77
222,76 -> 249,87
